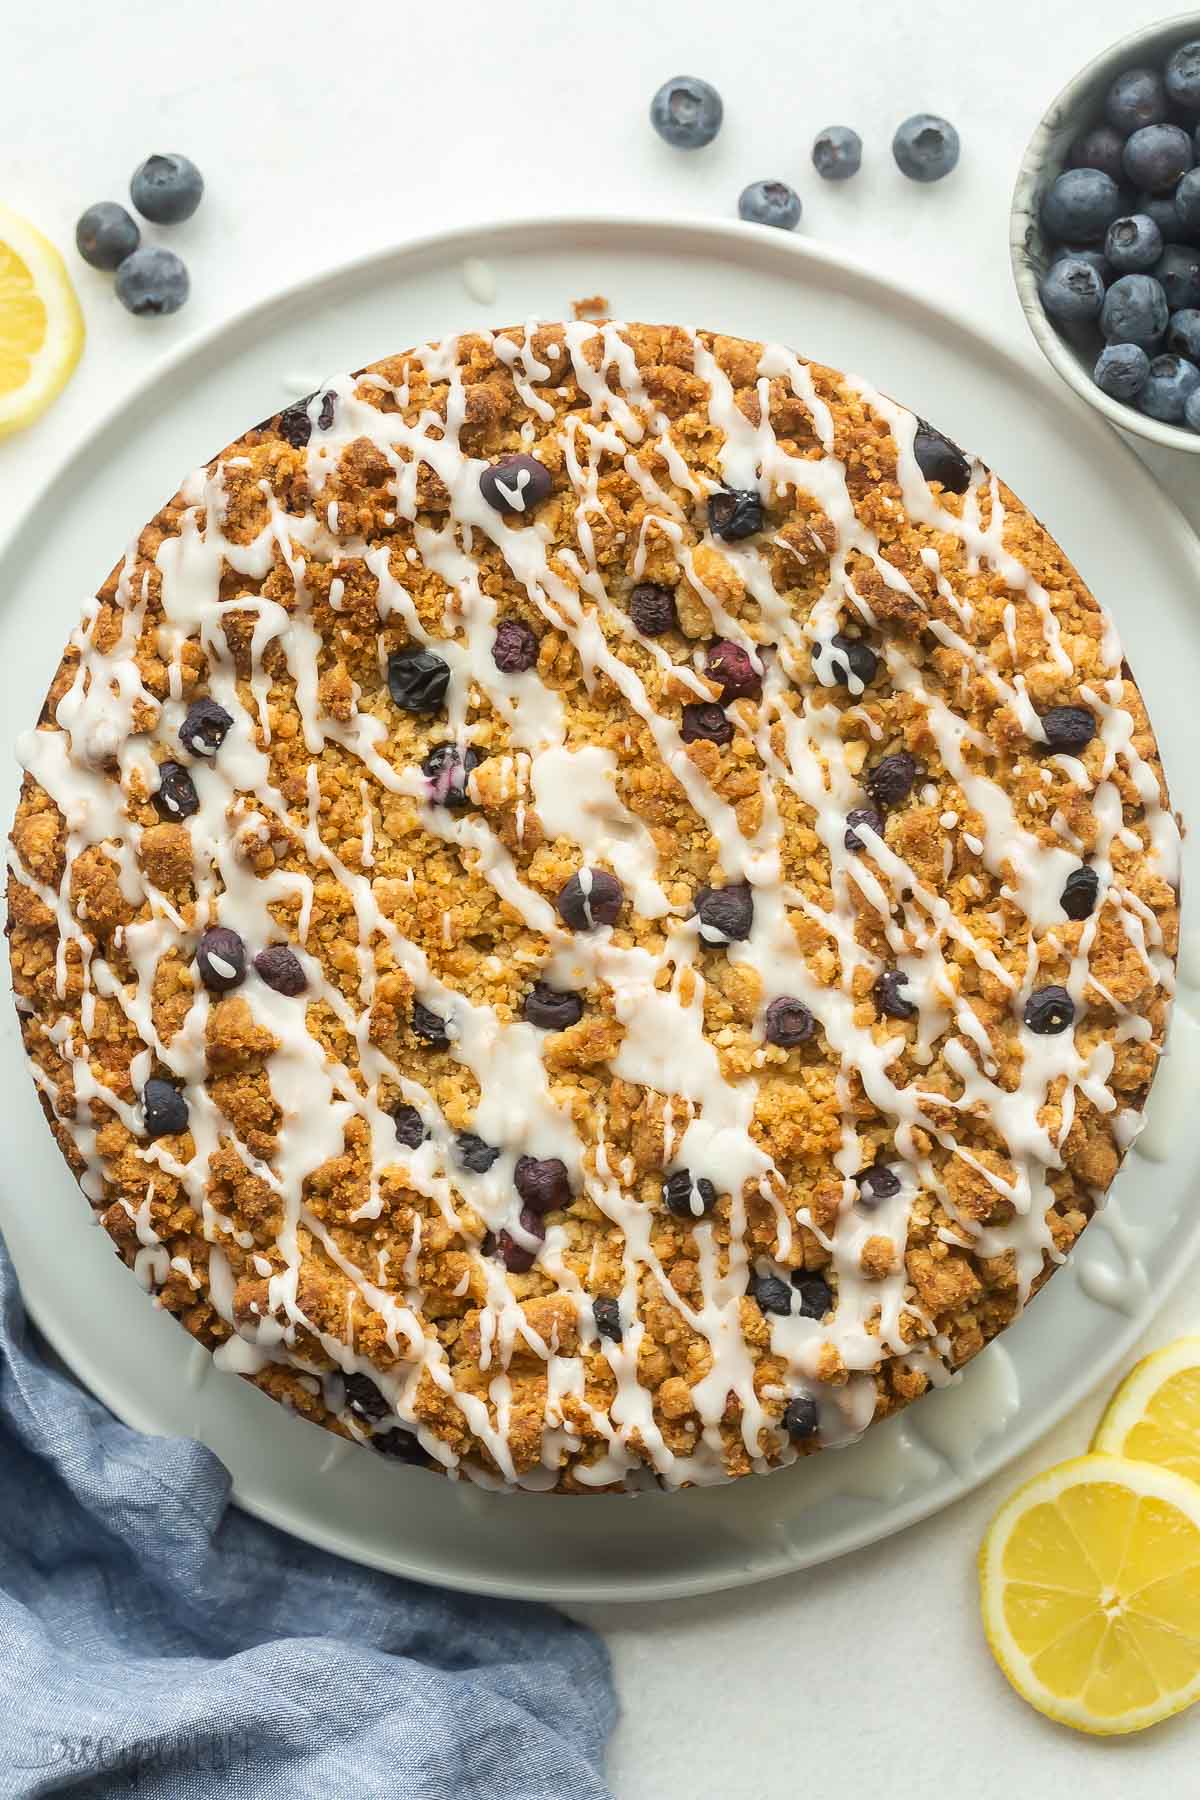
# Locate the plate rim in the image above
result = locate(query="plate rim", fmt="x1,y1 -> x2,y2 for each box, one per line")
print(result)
4,210 -> 1199,1604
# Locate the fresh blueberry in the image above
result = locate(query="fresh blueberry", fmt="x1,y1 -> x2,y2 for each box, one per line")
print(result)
681,702 -> 733,745
277,391 -> 336,449
196,926 -> 245,993
1105,66 -> 1167,134
865,751 -> 920,808
694,882 -> 754,944
456,1132 -> 501,1173
1166,40 -> 1200,113
75,202 -> 140,271
1104,214 -> 1164,274
1135,191 -> 1187,243
629,583 -> 678,636
1040,169 -> 1123,245
663,1169 -> 717,1219
783,1395 -> 819,1440
749,1273 -> 792,1316
763,996 -> 816,1048
1039,256 -> 1106,325
856,1163 -> 901,1206
738,180 -> 802,231
913,420 -> 972,492
1139,352 -> 1200,421
1024,985 -> 1076,1035
844,805 -> 884,852
650,76 -> 723,149
1038,705 -> 1096,753
1068,124 -> 1127,185
387,648 -> 450,713
253,945 -> 306,995
179,696 -> 232,757
152,760 -> 199,819
515,1155 -> 571,1213
130,154 -> 204,224
892,113 -> 960,182
875,969 -> 916,1020
556,868 -> 623,931
707,487 -> 764,540
1153,243 -> 1200,310
370,1426 -> 428,1463
1177,168 -> 1200,236
523,981 -> 584,1030
412,1000 -> 450,1047
706,640 -> 762,702
496,1208 -> 545,1274
393,1104 -> 428,1150
1060,865 -> 1100,921
1100,274 -> 1169,350
790,1273 -> 833,1319
421,742 -> 481,808
142,1078 -> 188,1138
115,246 -> 189,316
479,452 -> 552,516
820,632 -> 878,689
491,617 -> 539,673
1187,387 -> 1200,432
1168,308 -> 1200,361
1123,124 -> 1194,193
813,126 -> 862,181
1051,246 -> 1113,287
593,1296 -> 623,1342
1094,342 -> 1152,400
343,1372 -> 390,1421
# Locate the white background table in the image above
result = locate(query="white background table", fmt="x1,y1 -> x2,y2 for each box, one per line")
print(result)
4,1 -> 1199,1792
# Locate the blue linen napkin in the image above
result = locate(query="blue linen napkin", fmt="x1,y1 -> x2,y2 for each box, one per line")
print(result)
0,1238 -> 615,1799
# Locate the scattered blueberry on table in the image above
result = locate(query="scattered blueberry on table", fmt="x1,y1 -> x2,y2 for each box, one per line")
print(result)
130,154 -> 204,224
76,153 -> 201,315
892,113 -> 960,182
114,247 -> 190,317
650,76 -> 723,148
738,180 -> 802,231
812,126 -> 862,181
1038,39 -> 1200,431
75,202 -> 139,271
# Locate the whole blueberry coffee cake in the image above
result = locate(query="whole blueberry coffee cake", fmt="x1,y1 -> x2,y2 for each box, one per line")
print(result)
7,321 -> 1179,1492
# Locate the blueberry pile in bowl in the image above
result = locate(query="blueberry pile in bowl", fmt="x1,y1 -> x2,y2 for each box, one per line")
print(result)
1014,24 -> 1200,446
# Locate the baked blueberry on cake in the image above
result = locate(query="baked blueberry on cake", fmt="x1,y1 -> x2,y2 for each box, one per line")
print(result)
6,322 -> 1179,1491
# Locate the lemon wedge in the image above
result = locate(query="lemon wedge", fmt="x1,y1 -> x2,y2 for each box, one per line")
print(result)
979,1453 -> 1200,1734
1093,1337 -> 1200,1483
0,202 -> 84,436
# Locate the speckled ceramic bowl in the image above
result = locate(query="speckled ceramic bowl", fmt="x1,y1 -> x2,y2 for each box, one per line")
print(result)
1012,12 -> 1200,454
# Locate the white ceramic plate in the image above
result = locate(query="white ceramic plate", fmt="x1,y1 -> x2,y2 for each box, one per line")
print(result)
3,215 -> 1199,1604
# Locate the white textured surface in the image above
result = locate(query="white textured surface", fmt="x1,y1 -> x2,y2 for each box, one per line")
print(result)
4,0 -> 1200,1793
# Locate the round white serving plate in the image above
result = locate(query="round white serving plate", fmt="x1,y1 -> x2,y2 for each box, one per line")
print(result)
2,214 -> 1199,1605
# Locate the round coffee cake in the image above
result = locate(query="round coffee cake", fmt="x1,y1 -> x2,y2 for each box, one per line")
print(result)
6,320 -> 1179,1492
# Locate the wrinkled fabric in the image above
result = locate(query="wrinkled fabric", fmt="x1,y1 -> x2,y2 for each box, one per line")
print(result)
0,1240 -> 615,1799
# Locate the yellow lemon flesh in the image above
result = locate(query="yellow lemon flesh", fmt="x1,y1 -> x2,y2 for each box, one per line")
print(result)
1093,1336 -> 1200,1483
979,1453 -> 1200,1734
0,203 -> 84,436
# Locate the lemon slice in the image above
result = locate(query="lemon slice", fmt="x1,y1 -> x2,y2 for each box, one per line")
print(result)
0,202 -> 84,436
1093,1337 -> 1200,1482
979,1453 -> 1200,1734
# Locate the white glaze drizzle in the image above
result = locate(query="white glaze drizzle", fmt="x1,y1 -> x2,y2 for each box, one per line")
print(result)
9,321 -> 1178,1493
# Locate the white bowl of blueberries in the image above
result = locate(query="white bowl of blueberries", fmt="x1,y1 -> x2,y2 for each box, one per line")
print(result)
1013,16 -> 1200,450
